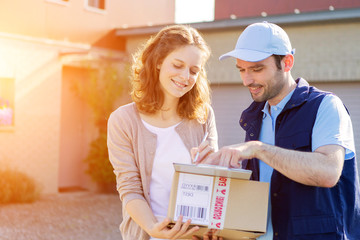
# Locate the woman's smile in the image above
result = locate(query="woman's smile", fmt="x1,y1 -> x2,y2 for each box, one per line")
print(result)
172,78 -> 187,89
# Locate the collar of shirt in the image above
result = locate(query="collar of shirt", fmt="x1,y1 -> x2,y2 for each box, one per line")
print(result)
262,89 -> 296,120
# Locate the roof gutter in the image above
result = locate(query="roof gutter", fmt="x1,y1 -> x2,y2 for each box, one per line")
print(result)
115,8 -> 360,36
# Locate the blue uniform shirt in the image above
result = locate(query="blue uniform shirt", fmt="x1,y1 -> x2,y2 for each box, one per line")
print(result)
257,90 -> 355,240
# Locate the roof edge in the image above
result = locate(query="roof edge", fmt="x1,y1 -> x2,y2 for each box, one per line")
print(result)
115,8 -> 360,36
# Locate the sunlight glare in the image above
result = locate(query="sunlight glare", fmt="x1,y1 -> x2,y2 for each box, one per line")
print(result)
175,0 -> 215,24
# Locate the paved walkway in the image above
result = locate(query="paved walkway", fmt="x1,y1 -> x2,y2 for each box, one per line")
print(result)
0,191 -> 123,240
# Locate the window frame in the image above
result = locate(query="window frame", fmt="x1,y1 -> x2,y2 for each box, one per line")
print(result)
45,0 -> 70,6
0,77 -> 15,132
84,0 -> 106,14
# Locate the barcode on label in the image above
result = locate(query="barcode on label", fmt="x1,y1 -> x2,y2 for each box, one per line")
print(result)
176,205 -> 207,220
196,185 -> 209,192
181,183 -> 209,192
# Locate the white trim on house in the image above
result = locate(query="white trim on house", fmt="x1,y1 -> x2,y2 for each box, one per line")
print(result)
45,0 -> 70,7
0,31 -> 91,49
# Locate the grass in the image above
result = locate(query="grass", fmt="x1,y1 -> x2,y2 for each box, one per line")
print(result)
0,168 -> 40,204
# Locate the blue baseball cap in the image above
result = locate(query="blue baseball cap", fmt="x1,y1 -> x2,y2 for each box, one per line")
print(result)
219,21 -> 295,62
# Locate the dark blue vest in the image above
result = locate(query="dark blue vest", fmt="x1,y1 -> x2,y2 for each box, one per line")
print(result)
240,78 -> 360,240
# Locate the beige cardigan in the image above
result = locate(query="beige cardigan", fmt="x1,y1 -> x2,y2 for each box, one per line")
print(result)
107,102 -> 218,240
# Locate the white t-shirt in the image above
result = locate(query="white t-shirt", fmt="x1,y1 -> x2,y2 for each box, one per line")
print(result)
142,120 -> 191,240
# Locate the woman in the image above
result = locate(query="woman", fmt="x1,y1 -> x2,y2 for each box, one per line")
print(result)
107,25 -> 218,240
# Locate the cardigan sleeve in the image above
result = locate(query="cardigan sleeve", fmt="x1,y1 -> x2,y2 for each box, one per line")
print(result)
107,107 -> 146,207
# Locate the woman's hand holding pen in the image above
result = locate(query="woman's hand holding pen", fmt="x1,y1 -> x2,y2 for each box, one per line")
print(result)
191,141 -> 217,165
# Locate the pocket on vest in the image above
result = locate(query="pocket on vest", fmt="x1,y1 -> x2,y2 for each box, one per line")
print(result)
277,131 -> 311,151
292,215 -> 337,237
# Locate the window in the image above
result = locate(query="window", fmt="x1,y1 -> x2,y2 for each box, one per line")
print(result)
46,0 -> 70,6
0,78 -> 15,130
86,0 -> 105,10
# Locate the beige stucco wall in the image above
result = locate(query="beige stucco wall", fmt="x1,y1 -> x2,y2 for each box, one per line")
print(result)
204,21 -> 360,84
59,66 -> 99,191
0,0 -> 175,45
0,34 -> 91,194
124,21 -> 360,84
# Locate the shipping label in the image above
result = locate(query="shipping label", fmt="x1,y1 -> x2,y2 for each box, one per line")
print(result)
174,173 -> 213,225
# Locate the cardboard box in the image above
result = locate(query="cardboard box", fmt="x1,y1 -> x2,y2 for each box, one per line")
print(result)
167,163 -> 269,240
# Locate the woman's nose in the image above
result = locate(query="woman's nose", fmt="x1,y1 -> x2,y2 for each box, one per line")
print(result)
180,68 -> 190,80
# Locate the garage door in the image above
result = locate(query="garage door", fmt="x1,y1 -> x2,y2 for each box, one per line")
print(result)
211,82 -> 360,169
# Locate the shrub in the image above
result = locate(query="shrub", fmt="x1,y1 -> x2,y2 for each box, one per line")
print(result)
71,60 -> 129,187
0,168 -> 40,204
83,131 -> 115,184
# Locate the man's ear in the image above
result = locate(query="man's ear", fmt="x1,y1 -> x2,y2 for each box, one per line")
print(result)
283,54 -> 294,72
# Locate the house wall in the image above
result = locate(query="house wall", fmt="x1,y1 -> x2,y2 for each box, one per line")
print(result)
0,0 -> 175,45
214,0 -> 360,20
205,21 -> 360,84
59,66 -> 98,191
0,0 -> 176,195
0,34 -> 91,194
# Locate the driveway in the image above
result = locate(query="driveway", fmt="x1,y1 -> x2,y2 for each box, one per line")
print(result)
0,191 -> 123,240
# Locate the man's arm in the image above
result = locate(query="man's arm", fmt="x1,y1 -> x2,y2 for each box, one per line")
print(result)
205,141 -> 345,188
255,142 -> 344,187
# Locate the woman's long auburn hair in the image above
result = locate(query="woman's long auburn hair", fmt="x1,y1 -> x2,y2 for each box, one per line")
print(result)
131,24 -> 211,123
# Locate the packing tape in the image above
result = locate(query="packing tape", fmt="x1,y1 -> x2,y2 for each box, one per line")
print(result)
208,176 -> 230,229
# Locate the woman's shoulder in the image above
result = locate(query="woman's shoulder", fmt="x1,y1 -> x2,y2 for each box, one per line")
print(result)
203,103 -> 215,124
111,102 -> 136,117
207,103 -> 215,116
109,102 -> 140,125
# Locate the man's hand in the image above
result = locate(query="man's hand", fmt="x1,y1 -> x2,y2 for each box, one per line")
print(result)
205,141 -> 259,168
192,229 -> 223,240
192,141 -> 260,168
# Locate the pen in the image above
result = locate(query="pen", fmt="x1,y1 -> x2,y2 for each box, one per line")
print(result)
193,131 -> 209,164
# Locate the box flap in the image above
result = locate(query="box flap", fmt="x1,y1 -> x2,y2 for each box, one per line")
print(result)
173,163 -> 252,180
225,179 -> 269,232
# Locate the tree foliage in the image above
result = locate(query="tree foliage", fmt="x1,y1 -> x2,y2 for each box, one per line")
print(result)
71,59 -> 130,184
